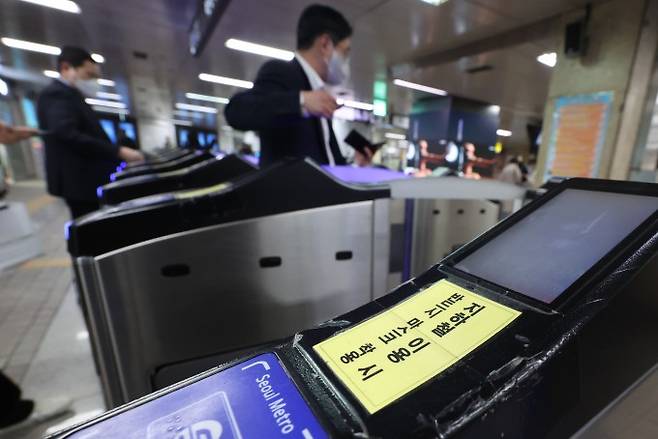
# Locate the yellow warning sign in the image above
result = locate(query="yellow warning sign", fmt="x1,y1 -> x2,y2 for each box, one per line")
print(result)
313,279 -> 521,413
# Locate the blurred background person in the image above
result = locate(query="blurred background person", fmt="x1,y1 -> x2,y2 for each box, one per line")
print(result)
498,155 -> 524,186
37,46 -> 143,219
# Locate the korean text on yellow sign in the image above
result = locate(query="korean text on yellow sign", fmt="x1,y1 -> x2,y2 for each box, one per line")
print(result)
313,279 -> 521,413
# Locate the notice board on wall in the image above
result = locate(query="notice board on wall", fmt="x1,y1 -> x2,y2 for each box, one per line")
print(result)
544,92 -> 613,181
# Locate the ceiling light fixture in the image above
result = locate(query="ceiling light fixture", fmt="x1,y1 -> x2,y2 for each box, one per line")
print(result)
537,52 -> 557,68
385,132 -> 406,140
336,98 -> 374,111
97,78 -> 116,87
173,110 -> 195,118
225,38 -> 294,61
43,70 -> 60,78
0,78 -> 8,96
199,73 -> 253,89
185,92 -> 229,104
1,37 -> 61,55
175,102 -> 218,114
85,98 -> 126,109
419,0 -> 449,5
18,0 -> 80,14
393,79 -> 447,96
91,106 -> 128,115
496,129 -> 512,137
96,91 -> 121,100
172,119 -> 193,126
91,53 -> 105,63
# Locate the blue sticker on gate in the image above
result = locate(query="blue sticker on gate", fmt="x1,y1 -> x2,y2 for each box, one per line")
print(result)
64,353 -> 328,438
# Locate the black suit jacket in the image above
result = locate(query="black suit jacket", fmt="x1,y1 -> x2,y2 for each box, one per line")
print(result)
37,80 -> 120,202
224,58 -> 346,167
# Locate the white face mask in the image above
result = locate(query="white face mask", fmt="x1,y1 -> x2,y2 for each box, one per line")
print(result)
326,50 -> 349,86
75,78 -> 101,98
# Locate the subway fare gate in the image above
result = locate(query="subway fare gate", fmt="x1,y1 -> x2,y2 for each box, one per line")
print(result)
110,150 -> 215,181
52,178 -> 658,438
68,159 -> 392,408
97,154 -> 257,206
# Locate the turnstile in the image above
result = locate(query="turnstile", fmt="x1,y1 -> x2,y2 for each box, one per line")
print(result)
98,154 -> 256,206
111,150 -> 215,181
322,168 -> 528,284
68,159 -> 391,408
120,148 -> 193,171
53,177 -> 658,438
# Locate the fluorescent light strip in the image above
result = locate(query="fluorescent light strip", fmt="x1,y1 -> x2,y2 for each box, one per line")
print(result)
96,91 -> 121,100
85,98 -> 126,108
496,129 -> 512,137
385,132 -> 406,140
44,69 -> 60,78
337,99 -> 374,111
225,38 -> 294,61
393,78 -> 447,96
0,79 -> 8,96
91,106 -> 128,115
172,119 -> 193,126
185,92 -> 229,104
18,0 -> 80,14
537,52 -> 557,68
199,73 -> 253,89
2,38 -> 104,65
97,78 -> 115,87
173,110 -> 195,117
1,37 -> 61,55
419,0 -> 449,5
175,103 -> 218,114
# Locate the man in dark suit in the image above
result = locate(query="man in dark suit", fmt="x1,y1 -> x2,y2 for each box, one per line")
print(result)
37,46 -> 143,219
225,4 -> 370,167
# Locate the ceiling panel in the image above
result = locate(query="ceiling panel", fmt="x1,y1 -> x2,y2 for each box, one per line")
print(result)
0,0 -> 583,125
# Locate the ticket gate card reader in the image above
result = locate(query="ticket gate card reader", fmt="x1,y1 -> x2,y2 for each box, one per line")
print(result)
111,150 -> 215,181
125,149 -> 194,168
98,154 -> 257,206
56,178 -> 658,438
120,148 -> 193,171
69,159 -> 391,408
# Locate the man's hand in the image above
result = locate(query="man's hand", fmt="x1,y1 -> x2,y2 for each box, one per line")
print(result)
354,147 -> 373,167
301,90 -> 338,118
118,146 -> 144,163
0,122 -> 38,144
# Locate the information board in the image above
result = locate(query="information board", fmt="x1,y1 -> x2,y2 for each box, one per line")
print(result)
543,92 -> 613,181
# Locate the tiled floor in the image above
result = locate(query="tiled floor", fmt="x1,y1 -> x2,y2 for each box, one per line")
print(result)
0,182 -> 104,438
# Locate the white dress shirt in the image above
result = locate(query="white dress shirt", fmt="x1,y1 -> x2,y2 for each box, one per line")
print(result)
295,53 -> 335,165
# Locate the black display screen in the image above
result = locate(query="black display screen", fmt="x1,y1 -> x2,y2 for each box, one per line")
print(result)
454,189 -> 658,303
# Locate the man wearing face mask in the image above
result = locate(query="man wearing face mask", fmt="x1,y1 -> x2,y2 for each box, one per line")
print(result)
225,4 -> 370,167
37,46 -> 143,219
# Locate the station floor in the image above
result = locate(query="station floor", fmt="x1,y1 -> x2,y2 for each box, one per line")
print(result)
1,180 -> 658,438
0,181 -> 104,438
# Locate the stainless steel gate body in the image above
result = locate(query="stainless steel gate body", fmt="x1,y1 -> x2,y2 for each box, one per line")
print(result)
77,200 -> 389,406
